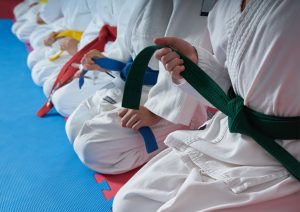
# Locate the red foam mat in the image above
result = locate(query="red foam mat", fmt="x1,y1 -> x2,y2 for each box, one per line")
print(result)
94,167 -> 140,200
0,0 -> 22,19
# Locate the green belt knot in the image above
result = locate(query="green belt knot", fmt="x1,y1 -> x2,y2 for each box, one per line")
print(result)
227,95 -> 252,136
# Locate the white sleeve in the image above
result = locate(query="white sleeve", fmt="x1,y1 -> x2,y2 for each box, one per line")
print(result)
48,17 -> 64,32
78,18 -> 104,50
176,46 -> 231,105
27,0 -> 38,5
102,0 -> 131,62
39,0 -> 63,24
144,62 -> 208,127
102,34 -> 131,62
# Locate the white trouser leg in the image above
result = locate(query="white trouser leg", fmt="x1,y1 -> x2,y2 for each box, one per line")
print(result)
113,148 -> 189,212
27,47 -> 47,70
66,87 -> 187,174
12,4 -> 40,36
12,21 -> 25,35
113,131 -> 300,212
29,26 -> 53,50
52,72 -> 112,117
31,57 -> 68,86
13,2 -> 29,19
43,73 -> 57,97
15,21 -> 38,42
65,94 -> 99,142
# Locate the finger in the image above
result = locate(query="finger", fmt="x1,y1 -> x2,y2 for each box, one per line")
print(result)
121,110 -> 136,127
166,58 -> 184,71
73,70 -> 81,79
83,64 -> 101,71
87,50 -> 102,59
171,65 -> 185,80
118,108 -> 128,118
71,63 -> 81,69
132,120 -> 143,130
154,48 -> 172,60
161,51 -> 180,65
44,39 -> 52,46
59,44 -> 66,51
80,55 -> 86,64
126,114 -> 139,128
154,37 -> 180,48
82,51 -> 96,64
83,54 -> 95,65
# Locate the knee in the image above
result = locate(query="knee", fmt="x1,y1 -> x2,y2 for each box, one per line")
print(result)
72,136 -> 120,174
113,187 -> 134,212
31,64 -> 44,86
13,3 -> 26,18
32,64 -> 53,86
12,21 -> 23,35
43,77 -> 55,97
73,137 -> 100,171
73,133 -> 150,174
52,90 -> 73,117
27,50 -> 43,69
113,181 -> 154,212
27,51 -> 35,69
29,32 -> 42,50
16,24 -> 34,42
65,113 -> 83,144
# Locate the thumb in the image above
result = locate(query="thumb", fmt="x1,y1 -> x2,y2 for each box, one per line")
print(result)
154,37 -> 180,47
154,37 -> 191,54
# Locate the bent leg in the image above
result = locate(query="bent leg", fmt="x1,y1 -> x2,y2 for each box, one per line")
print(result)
72,105 -> 185,174
114,130 -> 300,212
27,47 -> 47,70
113,148 -> 189,212
52,72 -> 113,117
29,25 -> 53,50
31,55 -> 70,86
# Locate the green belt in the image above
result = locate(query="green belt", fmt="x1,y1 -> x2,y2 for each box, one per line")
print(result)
122,45 -> 300,181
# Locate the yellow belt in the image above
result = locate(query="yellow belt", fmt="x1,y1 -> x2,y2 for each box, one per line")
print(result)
49,30 -> 83,61
39,0 -> 48,4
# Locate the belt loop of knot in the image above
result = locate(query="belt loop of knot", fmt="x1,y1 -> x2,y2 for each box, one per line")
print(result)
227,96 -> 251,135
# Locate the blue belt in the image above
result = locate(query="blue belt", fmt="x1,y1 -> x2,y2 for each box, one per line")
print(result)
79,57 -> 159,153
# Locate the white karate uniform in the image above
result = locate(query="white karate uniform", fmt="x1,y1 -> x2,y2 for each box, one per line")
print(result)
12,1 -> 41,42
42,0 -> 118,117
30,0 -> 92,86
28,0 -> 63,51
13,0 -> 37,19
27,0 -> 65,70
113,0 -> 300,211
144,0 -> 215,126
27,19 -> 63,69
65,0 -> 203,175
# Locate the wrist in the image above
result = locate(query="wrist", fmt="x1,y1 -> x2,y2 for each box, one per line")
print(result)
192,46 -> 199,64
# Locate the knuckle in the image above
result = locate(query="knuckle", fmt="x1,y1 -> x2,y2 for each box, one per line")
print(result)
165,63 -> 169,69
161,56 -> 166,63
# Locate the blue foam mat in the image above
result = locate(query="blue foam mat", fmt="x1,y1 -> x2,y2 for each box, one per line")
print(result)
0,19 -> 112,212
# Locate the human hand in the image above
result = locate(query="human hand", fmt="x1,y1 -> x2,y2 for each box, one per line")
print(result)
81,49 -> 105,71
29,2 -> 38,8
70,63 -> 83,80
154,37 -> 198,81
60,37 -> 79,55
36,12 -> 45,25
44,31 -> 59,46
118,106 -> 161,130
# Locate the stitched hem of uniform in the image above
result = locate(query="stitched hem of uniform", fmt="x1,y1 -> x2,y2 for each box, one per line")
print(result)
168,137 -> 289,194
